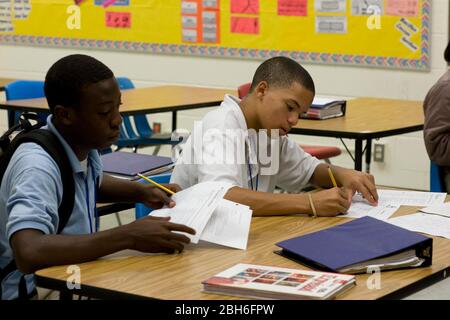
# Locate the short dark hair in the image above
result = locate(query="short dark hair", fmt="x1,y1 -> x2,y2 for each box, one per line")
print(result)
445,41 -> 450,63
44,54 -> 114,112
249,56 -> 315,94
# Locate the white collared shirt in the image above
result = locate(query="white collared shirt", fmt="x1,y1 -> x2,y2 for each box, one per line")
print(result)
171,94 -> 321,193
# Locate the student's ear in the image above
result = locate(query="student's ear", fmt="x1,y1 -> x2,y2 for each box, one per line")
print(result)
255,81 -> 268,99
53,105 -> 75,126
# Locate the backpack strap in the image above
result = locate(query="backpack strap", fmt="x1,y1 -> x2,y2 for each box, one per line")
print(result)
0,129 -> 75,299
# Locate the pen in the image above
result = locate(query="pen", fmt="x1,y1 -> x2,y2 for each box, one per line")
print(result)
327,166 -> 338,188
137,173 -> 175,195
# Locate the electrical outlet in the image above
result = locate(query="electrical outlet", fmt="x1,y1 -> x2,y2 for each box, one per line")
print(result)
373,143 -> 385,162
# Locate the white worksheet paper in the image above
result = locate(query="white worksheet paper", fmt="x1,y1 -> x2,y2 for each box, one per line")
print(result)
420,202 -> 450,218
344,190 -> 446,220
151,181 -> 231,243
376,190 -> 446,206
200,199 -> 252,250
388,213 -> 450,240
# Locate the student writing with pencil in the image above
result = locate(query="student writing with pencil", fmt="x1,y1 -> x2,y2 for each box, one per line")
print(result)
171,57 -> 378,217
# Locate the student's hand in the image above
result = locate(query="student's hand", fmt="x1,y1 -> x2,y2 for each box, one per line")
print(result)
139,183 -> 182,209
310,187 -> 351,217
336,169 -> 378,205
126,216 -> 196,254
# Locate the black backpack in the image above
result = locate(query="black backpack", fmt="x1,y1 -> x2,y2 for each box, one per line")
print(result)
0,113 -> 75,300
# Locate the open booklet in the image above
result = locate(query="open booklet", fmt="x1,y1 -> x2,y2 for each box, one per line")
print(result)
151,181 -> 252,250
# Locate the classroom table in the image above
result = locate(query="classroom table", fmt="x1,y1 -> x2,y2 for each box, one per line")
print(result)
0,78 -> 15,92
0,92 -> 425,172
0,85 -> 234,130
292,97 -> 424,172
34,198 -> 450,300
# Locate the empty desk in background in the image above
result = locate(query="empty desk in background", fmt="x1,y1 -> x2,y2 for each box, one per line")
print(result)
35,195 -> 450,300
292,97 -> 424,172
0,85 -> 234,130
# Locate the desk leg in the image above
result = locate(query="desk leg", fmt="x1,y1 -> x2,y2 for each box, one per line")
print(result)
354,139 -> 363,171
365,138 -> 372,174
172,111 -> 178,131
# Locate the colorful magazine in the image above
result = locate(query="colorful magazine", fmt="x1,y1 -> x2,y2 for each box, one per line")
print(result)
202,263 -> 355,300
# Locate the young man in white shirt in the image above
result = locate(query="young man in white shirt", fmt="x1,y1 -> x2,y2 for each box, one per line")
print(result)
171,56 -> 378,217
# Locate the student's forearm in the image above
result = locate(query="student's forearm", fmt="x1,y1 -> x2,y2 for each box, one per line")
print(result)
224,186 -> 312,216
97,174 -> 143,203
11,227 -> 134,274
309,163 -> 346,188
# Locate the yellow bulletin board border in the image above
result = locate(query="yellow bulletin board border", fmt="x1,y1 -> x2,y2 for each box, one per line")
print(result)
0,0 -> 431,71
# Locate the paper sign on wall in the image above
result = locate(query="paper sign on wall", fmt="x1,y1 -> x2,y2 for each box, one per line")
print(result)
231,16 -> 259,34
278,0 -> 307,16
105,11 -> 131,28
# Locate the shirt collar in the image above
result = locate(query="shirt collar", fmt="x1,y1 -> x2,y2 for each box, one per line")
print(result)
221,94 -> 248,131
45,114 -> 96,174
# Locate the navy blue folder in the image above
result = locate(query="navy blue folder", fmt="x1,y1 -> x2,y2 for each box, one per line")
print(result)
275,216 -> 432,273
101,151 -> 173,177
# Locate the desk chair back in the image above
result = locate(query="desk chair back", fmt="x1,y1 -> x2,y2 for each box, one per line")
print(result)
430,161 -> 446,192
237,82 -> 341,163
115,77 -> 175,153
5,80 -> 48,128
135,172 -> 172,219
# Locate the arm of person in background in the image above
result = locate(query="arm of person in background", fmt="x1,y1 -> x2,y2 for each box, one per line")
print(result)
423,76 -> 450,166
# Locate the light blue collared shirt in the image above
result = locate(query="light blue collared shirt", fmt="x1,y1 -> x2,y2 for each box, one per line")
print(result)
0,115 -> 103,300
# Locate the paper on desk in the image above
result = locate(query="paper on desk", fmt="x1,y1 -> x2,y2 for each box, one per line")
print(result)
200,199 -> 252,250
420,202 -> 450,218
345,199 -> 399,221
151,181 -> 232,243
344,190 -> 446,220
387,213 -> 450,240
376,190 -> 446,207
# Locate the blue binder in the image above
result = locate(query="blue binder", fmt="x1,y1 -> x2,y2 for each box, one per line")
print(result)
275,216 -> 432,274
101,151 -> 173,178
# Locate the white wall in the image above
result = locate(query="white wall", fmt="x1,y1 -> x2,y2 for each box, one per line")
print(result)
0,0 -> 448,190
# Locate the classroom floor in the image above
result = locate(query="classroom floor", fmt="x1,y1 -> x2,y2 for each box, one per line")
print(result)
99,210 -> 450,300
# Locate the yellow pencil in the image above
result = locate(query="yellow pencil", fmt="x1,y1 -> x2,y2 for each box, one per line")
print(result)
327,166 -> 338,188
137,173 -> 175,195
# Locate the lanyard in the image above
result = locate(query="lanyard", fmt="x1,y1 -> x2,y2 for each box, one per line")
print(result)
84,160 -> 98,234
246,140 -> 258,191
247,161 -> 259,191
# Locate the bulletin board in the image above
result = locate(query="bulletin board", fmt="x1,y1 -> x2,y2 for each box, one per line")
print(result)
0,0 -> 431,70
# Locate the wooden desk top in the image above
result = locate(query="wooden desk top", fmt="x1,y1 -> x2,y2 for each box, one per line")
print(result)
35,200 -> 450,300
0,85 -> 234,115
0,78 -> 15,90
292,97 -> 424,139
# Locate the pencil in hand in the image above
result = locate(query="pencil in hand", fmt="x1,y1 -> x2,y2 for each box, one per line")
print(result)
327,166 -> 338,188
137,173 -> 175,195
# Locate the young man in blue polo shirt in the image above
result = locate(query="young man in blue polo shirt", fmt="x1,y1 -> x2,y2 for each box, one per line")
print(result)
0,54 -> 195,300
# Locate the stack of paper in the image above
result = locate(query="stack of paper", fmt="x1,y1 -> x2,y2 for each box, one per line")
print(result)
151,181 -> 252,250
